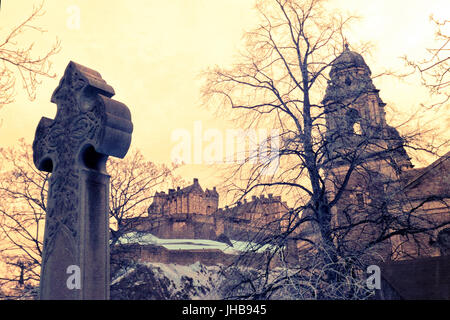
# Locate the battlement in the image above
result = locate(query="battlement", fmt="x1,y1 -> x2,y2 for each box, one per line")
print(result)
148,178 -> 219,216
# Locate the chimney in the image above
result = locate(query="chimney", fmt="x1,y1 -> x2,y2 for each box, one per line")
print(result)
177,186 -> 180,191
268,193 -> 273,199
193,178 -> 199,185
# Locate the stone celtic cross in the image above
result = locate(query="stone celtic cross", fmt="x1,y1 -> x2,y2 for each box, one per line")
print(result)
33,62 -> 133,299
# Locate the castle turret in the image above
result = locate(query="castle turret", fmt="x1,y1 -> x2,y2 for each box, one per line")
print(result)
147,178 -> 219,216
205,186 -> 219,215
148,191 -> 167,215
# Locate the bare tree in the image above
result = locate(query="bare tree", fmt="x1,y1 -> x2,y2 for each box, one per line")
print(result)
402,15 -> 449,108
202,0 -> 450,299
0,139 -> 47,297
0,140 -> 183,297
0,1 -> 60,109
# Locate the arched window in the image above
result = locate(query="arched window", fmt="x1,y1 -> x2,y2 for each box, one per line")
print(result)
356,192 -> 365,210
345,108 -> 361,134
353,122 -> 362,135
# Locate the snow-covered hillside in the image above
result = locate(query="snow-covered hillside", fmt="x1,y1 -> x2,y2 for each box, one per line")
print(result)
110,261 -> 224,300
116,231 -> 274,254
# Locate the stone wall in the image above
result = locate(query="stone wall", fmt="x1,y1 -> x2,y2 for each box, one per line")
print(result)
376,255 -> 450,299
128,213 -> 218,239
390,153 -> 450,260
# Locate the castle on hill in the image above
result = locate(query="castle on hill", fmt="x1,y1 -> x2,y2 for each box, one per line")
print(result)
127,178 -> 290,243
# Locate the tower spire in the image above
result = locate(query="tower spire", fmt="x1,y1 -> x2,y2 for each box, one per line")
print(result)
344,40 -> 349,51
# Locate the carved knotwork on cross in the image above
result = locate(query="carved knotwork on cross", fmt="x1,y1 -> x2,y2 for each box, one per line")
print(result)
33,61 -> 133,299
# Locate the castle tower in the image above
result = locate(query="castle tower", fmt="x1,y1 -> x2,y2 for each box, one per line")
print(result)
322,45 -> 413,260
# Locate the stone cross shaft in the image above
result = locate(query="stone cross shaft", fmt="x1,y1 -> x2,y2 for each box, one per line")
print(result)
33,62 -> 133,299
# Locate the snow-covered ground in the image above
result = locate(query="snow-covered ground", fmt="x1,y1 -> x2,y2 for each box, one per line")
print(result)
116,231 -> 274,254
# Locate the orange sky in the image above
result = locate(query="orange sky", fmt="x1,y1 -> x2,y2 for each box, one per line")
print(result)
0,0 -> 449,194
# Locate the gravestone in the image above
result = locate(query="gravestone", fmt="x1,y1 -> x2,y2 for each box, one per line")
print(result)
33,61 -> 133,299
